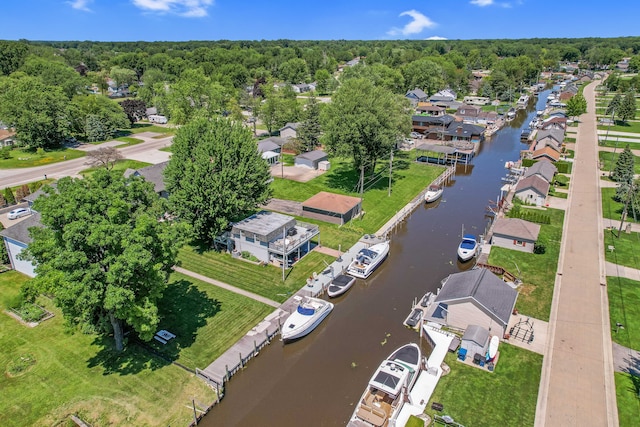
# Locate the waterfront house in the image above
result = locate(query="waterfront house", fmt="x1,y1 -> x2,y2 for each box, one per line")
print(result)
123,161 -> 169,198
279,123 -> 300,139
294,150 -> 328,169
230,211 -> 319,266
540,117 -> 567,131
514,175 -> 550,206
524,160 -> 557,183
531,147 -> 561,163
455,105 -> 482,122
301,192 -> 361,225
411,114 -> 455,138
443,122 -> 485,144
415,104 -> 445,117
424,268 -> 518,336
491,218 -> 541,254
0,213 -> 41,277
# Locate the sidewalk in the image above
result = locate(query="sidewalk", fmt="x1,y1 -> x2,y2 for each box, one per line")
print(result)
605,261 -> 640,281
535,80 -> 618,426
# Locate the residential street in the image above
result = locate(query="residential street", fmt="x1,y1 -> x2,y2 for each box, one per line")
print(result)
0,135 -> 172,188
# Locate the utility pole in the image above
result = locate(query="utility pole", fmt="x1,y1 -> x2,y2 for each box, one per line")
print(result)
388,149 -> 394,197
359,164 -> 364,220
617,183 -> 634,237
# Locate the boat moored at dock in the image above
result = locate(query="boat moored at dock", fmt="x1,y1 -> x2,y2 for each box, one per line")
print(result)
457,234 -> 479,262
281,296 -> 334,342
424,184 -> 444,203
327,274 -> 356,298
347,241 -> 390,279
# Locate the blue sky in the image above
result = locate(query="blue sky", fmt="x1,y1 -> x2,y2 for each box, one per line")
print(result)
1,0 -> 638,41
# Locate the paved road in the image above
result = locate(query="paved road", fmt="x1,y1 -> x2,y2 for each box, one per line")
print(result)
535,80 -> 618,426
0,136 -> 172,188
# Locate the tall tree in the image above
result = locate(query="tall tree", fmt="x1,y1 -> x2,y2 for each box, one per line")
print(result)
612,145 -> 635,186
109,66 -> 137,89
0,41 -> 29,76
322,78 -> 411,174
71,95 -> 129,142
565,93 -> 587,119
606,93 -> 622,118
618,91 -> 637,123
401,59 -> 444,95
164,117 -> 271,244
22,171 -> 183,351
119,99 -> 147,125
20,56 -> 86,99
165,68 -> 230,125
297,95 -> 322,152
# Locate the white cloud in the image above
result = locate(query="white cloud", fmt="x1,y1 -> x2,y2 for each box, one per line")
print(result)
426,36 -> 448,40
67,0 -> 93,12
470,0 -> 494,5
387,10 -> 436,37
132,0 -> 213,17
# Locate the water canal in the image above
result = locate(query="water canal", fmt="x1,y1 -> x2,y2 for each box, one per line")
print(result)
201,90 -> 550,426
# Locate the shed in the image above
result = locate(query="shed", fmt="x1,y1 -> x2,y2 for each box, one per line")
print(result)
491,218 -> 541,253
261,151 -> 280,165
302,192 -> 362,225
461,325 -> 490,358
295,150 -> 328,169
0,213 -> 42,277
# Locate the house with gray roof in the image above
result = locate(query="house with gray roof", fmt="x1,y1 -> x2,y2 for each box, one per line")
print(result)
123,161 -> 169,197
524,160 -> 557,183
257,139 -> 281,165
279,122 -> 300,139
0,213 -> 41,277
295,150 -> 328,169
405,88 -> 428,105
461,325 -> 490,358
514,175 -> 550,206
424,268 -> 518,335
491,218 -> 541,253
230,211 -> 319,265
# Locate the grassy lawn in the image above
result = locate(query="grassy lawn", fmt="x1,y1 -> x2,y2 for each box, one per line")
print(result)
178,247 -> 335,303
488,208 -> 565,321
79,159 -> 151,177
598,138 -> 640,150
606,276 -> 640,351
114,136 -> 144,146
602,187 -> 639,224
0,147 -> 85,169
159,146 -> 173,153
426,344 -> 542,427
125,123 -> 175,135
152,272 -> 274,369
0,271 -> 214,427
615,372 -> 640,426
604,230 -> 640,270
598,121 -> 640,134
598,151 -> 640,174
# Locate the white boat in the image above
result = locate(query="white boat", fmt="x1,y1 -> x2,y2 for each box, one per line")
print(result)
281,296 -> 334,342
506,108 -> 516,120
348,343 -> 422,427
516,94 -> 529,109
347,241 -> 390,279
424,184 -> 443,203
457,234 -> 478,262
327,274 -> 356,298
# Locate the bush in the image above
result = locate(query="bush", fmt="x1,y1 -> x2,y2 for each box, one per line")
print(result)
0,146 -> 11,159
3,187 -> 16,205
533,243 -> 547,254
36,147 -> 45,157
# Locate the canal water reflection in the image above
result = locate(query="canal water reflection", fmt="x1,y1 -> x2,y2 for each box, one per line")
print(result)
201,91 -> 549,426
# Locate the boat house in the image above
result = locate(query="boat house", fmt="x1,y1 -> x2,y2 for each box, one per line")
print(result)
230,211 -> 319,266
424,268 -> 518,336
301,191 -> 361,225
491,218 -> 541,254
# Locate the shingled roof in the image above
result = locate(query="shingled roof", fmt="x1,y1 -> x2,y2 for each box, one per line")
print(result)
0,213 -> 42,245
492,218 -> 541,242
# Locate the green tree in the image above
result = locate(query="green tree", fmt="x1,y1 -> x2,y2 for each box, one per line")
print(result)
22,171 -> 183,352
165,68 -> 230,125
565,93 -> 587,119
0,41 -> 29,76
297,95 -> 322,152
618,91 -> 637,123
164,117 -> 271,244
0,221 -> 8,264
3,187 -> 16,205
0,75 -> 71,149
322,78 -> 411,174
606,93 -> 622,118
71,95 -> 129,142
401,59 -> 444,95
20,55 -> 86,99
278,58 -> 309,84
314,69 -> 333,95
258,83 -> 302,134
109,66 -> 137,89
612,145 -> 635,186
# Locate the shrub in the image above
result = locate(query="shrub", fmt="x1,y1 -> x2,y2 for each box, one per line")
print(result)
0,146 -> 11,159
533,243 -> 547,254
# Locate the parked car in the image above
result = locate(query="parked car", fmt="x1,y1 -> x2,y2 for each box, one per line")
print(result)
410,132 -> 422,139
7,207 -> 30,220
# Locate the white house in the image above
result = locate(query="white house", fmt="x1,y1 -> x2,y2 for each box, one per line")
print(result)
491,218 -> 541,254
514,175 -> 549,206
0,213 -> 41,277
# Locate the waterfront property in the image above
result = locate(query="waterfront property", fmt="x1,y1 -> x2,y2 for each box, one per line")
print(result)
514,175 -> 550,206
230,211 -> 319,266
491,218 -> 541,253
460,324 -> 490,360
423,268 -> 518,336
524,159 -> 558,183
301,191 -> 362,225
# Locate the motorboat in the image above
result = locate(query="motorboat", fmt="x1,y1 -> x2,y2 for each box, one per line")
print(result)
327,274 -> 356,298
516,94 -> 529,109
347,241 -> 390,279
281,296 -> 334,342
424,184 -> 444,203
347,343 -> 422,427
506,108 -> 516,120
457,234 -> 478,262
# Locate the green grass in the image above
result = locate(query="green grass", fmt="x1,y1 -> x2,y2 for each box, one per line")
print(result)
606,276 -> 640,352
602,187 -> 639,224
426,344 -> 542,427
598,138 -> 640,149
598,151 -> 640,174
159,146 -> 173,153
598,121 -> 640,134
604,230 -> 640,271
125,123 -> 175,135
79,159 -> 152,177
615,372 -> 640,426
0,270 -> 214,427
488,208 -> 565,321
152,272 -> 274,369
114,136 -> 144,146
177,248 -> 335,303
0,147 -> 85,169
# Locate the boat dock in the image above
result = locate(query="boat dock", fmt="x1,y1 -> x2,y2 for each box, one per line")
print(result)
395,324 -> 455,426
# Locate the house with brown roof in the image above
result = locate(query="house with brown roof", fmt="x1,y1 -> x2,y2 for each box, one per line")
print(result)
0,128 -> 16,147
415,104 -> 445,117
301,191 -> 361,225
514,175 -> 550,206
532,146 -> 561,162
491,218 -> 541,253
455,104 -> 481,123
540,117 -> 567,131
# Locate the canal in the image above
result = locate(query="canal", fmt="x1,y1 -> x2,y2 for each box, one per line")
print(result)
201,91 -> 550,426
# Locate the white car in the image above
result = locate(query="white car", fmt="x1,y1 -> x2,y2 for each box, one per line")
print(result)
7,208 -> 30,220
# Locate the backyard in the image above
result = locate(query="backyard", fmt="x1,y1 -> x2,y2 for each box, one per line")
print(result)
488,207 -> 565,321
426,344 -> 542,427
0,269 -> 273,426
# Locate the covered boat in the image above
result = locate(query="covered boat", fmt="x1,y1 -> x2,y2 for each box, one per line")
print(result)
327,274 -> 356,298
281,296 -> 334,342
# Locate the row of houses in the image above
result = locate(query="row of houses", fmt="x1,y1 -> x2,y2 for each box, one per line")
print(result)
514,159 -> 558,207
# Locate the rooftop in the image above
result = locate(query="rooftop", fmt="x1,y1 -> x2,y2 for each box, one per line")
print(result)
302,191 -> 361,215
492,218 -> 541,241
0,213 -> 42,244
232,210 -> 296,238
